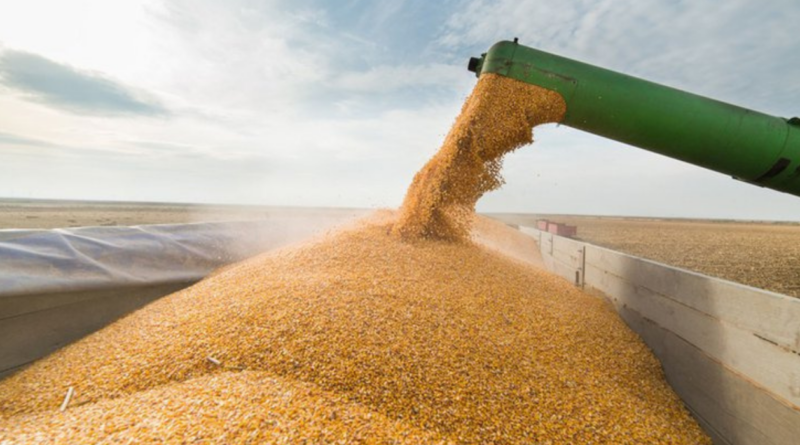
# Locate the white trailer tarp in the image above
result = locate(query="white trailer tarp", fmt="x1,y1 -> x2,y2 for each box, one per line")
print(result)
0,215 -> 363,297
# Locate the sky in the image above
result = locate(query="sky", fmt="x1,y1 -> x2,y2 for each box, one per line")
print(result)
1,0 -> 799,220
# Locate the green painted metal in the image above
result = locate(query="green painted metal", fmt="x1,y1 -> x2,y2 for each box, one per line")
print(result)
468,40 -> 800,197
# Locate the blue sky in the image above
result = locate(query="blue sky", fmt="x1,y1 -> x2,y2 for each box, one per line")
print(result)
1,0 -> 799,220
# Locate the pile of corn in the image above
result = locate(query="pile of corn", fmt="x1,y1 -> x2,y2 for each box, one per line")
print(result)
0,211 -> 708,443
0,74 -> 710,443
392,73 -> 566,241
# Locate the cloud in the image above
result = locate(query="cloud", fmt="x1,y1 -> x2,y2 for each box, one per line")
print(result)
0,128 -> 213,163
333,63 -> 469,94
141,0 -> 472,120
0,49 -> 167,116
0,130 -> 58,147
0,129 -> 147,161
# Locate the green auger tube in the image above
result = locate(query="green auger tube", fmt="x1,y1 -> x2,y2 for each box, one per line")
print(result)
468,40 -> 800,197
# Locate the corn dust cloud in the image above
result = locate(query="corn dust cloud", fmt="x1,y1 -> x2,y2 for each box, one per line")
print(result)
392,73 -> 566,241
0,212 -> 709,444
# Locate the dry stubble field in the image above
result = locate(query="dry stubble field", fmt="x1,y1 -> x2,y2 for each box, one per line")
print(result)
0,199 -> 360,229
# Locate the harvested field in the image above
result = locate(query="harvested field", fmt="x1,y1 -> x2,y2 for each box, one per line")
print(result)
493,214 -> 800,297
0,211 -> 710,444
0,198 -> 362,230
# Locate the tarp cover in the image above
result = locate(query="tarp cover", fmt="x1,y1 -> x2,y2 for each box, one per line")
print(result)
0,215 -> 363,297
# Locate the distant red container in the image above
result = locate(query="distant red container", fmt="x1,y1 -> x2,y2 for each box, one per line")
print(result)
547,223 -> 577,238
560,225 -> 577,238
536,219 -> 549,230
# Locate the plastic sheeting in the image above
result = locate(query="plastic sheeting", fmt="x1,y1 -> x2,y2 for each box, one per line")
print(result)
0,214 -> 364,298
